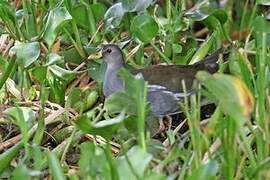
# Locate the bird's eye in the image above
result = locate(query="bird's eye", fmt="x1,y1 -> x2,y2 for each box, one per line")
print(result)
106,49 -> 112,53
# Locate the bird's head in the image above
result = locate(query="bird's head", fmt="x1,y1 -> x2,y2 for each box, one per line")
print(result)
88,44 -> 124,66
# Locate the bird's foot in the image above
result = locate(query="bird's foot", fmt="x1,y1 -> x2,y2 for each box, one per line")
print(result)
158,118 -> 165,133
165,115 -> 172,130
157,116 -> 173,137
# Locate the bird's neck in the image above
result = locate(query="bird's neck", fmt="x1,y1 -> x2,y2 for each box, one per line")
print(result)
103,63 -> 125,97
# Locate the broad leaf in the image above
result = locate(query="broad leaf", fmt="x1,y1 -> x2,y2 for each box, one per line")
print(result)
104,3 -> 125,29
116,146 -> 152,180
197,72 -> 254,124
131,14 -> 159,43
45,53 -> 62,66
48,65 -> 78,82
9,41 -> 40,68
187,161 -> 219,180
75,110 -> 125,139
122,0 -> 153,12
4,107 -> 35,137
43,7 -> 72,49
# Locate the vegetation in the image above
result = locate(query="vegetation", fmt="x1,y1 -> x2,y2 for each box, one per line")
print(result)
0,0 -> 269,179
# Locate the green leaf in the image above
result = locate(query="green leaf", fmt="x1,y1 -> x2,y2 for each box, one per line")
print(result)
172,44 -> 182,54
62,46 -> 97,64
66,88 -> 99,113
75,110 -> 126,140
104,3 -> 125,29
79,142 -> 110,179
197,72 -> 254,124
0,55 -> 8,72
116,146 -> 152,180
12,164 -> 31,180
189,31 -> 216,64
122,0 -> 153,12
43,7 -> 72,49
45,53 -> 62,66
185,4 -> 214,21
130,14 -> 159,43
87,60 -> 107,83
9,41 -> 40,68
187,161 -> 219,180
0,141 -> 24,174
4,107 -> 35,135
90,3 -> 105,20
252,16 -> 270,33
47,152 -> 66,180
48,65 -> 78,82
105,92 -> 137,115
70,3 -> 104,30
31,66 -> 47,84
185,4 -> 227,25
258,0 -> 270,5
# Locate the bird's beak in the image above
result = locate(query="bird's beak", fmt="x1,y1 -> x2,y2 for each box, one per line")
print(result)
88,48 -> 102,60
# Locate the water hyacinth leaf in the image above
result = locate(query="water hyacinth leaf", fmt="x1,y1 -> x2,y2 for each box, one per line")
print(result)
90,3 -> 105,21
197,72 -> 254,124
187,161 -> 219,180
43,7 -> 72,49
9,41 -> 40,68
104,3 -> 125,29
75,110 -> 125,139
62,47 -> 83,64
48,65 -> 78,82
116,146 -> 152,180
69,4 -> 104,30
4,107 -> 35,136
62,46 -> 97,64
130,14 -> 159,43
45,53 -> 62,66
69,4 -> 88,29
122,0 -> 153,12
185,4 -> 214,21
185,4 -> 227,25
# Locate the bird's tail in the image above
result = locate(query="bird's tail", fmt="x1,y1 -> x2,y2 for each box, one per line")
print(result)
196,48 -> 229,74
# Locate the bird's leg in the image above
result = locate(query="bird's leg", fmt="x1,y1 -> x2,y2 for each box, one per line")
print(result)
158,117 -> 165,132
165,115 -> 172,130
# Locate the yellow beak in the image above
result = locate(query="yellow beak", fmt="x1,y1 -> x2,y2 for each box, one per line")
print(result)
88,49 -> 103,60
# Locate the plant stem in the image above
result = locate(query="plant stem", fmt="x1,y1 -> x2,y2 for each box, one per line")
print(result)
63,28 -> 86,59
150,41 -> 172,64
104,141 -> 119,180
137,81 -> 147,151
71,19 -> 86,59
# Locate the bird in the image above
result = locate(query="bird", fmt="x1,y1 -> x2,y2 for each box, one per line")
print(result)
88,44 -> 228,132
